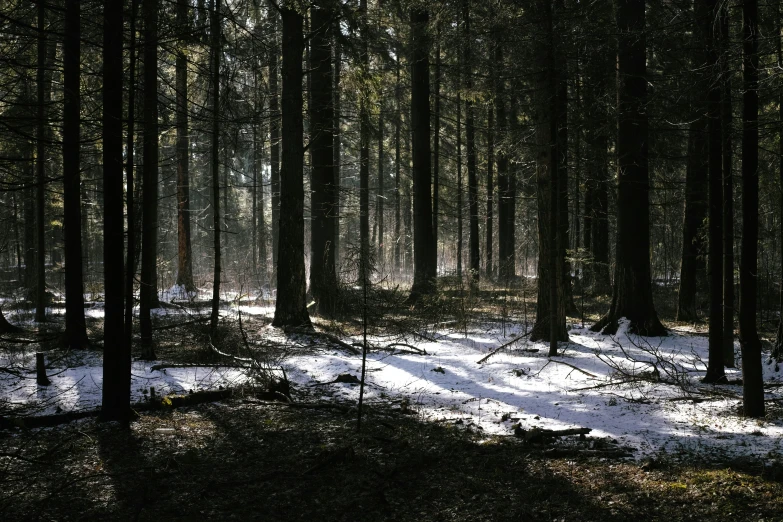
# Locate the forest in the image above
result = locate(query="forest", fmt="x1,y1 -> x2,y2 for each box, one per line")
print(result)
1,0 -> 783,519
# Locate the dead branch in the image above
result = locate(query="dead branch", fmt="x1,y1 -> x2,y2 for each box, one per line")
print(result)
538,359 -> 599,379
476,333 -> 533,364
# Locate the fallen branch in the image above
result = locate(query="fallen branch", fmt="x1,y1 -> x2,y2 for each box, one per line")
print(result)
152,317 -> 210,331
383,343 -> 427,355
476,333 -> 533,364
149,363 -> 249,372
515,426 -> 592,443
539,359 -> 599,379
286,328 -> 361,355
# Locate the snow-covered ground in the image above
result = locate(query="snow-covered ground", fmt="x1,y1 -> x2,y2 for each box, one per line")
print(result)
2,312 -> 782,462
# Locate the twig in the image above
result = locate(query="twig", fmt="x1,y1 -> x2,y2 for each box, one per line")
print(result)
476,332 -> 532,364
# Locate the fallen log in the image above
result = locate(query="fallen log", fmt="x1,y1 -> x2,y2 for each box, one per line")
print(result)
514,426 -> 592,443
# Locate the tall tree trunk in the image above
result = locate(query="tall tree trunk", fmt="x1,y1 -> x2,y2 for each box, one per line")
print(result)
101,0 -> 130,423
63,0 -> 87,348
704,0 -> 726,383
676,119 -> 708,321
175,0 -> 195,293
333,28 -> 341,271
408,7 -> 436,300
35,0 -> 46,322
309,5 -> 337,314
739,0 -> 764,417
359,0 -> 371,281
463,4 -> 480,285
269,4 -> 280,269
272,4 -> 311,329
139,0 -> 159,358
209,0 -> 221,335
125,0 -> 139,355
378,111 -> 385,269
773,1 -> 783,362
496,41 -> 513,282
721,4 -> 735,367
456,92 -> 463,279
486,104 -> 494,279
394,48 -> 401,274
530,0 -> 567,346
432,23 -> 441,264
591,0 -> 665,336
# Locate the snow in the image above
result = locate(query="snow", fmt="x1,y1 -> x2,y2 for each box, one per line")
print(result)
2,314 -> 782,463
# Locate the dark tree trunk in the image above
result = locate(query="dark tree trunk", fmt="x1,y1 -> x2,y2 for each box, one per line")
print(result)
591,0 -> 665,336
272,4 -> 311,329
496,41 -> 514,282
432,23 -> 441,262
125,0 -> 139,354
359,0 -> 370,280
394,47 -> 401,274
773,1 -> 783,363
456,91 -> 463,279
333,29 -> 341,270
175,0 -> 195,293
269,5 -> 280,268
139,0 -> 159,358
531,0 -> 567,346
463,5 -> 479,285
408,7 -> 436,300
486,104 -> 494,279
739,0 -> 764,417
676,119 -> 708,322
63,0 -> 87,349
101,0 -> 131,423
378,111 -> 385,269
35,0 -> 46,322
703,0 -> 726,383
209,0 -> 221,335
721,4 -> 735,366
309,5 -> 338,314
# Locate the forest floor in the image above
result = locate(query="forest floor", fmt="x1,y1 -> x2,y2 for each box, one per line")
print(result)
2,281 -> 783,520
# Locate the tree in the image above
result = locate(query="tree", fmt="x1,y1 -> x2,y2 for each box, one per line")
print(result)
101,0 -> 131,423
125,0 -> 139,352
591,0 -> 666,336
463,3 -> 480,286
495,40 -> 514,282
269,4 -> 280,268
408,7 -> 436,301
359,0 -> 371,282
309,3 -> 338,313
139,0 -> 159,359
175,0 -> 196,293
34,0 -> 46,323
739,0 -> 764,417
210,0 -> 222,335
63,0 -> 87,349
272,2 -> 311,329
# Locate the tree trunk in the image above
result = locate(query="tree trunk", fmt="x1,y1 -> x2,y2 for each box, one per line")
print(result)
309,5 -> 338,315
359,0 -> 371,281
209,0 -> 221,336
531,0 -> 567,346
175,0 -> 195,293
63,0 -> 87,349
456,91 -> 463,279
408,7 -> 436,301
739,0 -> 764,417
269,4 -> 280,269
486,104 -> 494,280
773,1 -> 783,362
394,46 -> 401,274
125,0 -> 139,355
35,0 -> 46,322
496,41 -> 514,282
432,23 -> 441,264
591,0 -> 665,336
721,4 -> 735,367
676,119 -> 708,322
333,28 -> 341,271
272,4 -> 311,329
101,0 -> 131,423
703,0 -> 726,383
463,5 -> 480,286
139,0 -> 159,358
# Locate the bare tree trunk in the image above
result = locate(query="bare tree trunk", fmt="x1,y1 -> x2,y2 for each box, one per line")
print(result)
272,4 -> 311,329
739,0 -> 764,417
591,0 -> 665,336
35,0 -> 46,322
456,91 -> 463,279
209,0 -> 221,335
175,0 -> 195,293
495,41 -> 513,282
463,4 -> 479,286
309,4 -> 338,314
269,4 -> 280,269
125,0 -> 139,355
101,0 -> 130,423
63,0 -> 87,348
432,23 -> 441,266
721,4 -> 735,366
139,0 -> 159,358
333,28 -> 341,272
408,7 -> 436,300
359,0 -> 371,281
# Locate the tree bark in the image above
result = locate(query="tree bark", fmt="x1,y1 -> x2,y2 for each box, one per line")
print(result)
140,0 -> 159,358
125,0 -> 139,355
333,27 -> 341,271
209,0 -> 221,336
269,4 -> 280,269
272,3 -> 311,329
496,41 -> 514,282
63,0 -> 87,349
720,4 -> 735,367
591,0 -> 665,336
463,4 -> 480,286
739,0 -> 764,417
175,0 -> 195,293
35,0 -> 46,322
432,23 -> 441,264
101,0 -> 131,423
359,0 -> 371,281
309,5 -> 338,314
408,7 -> 436,300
